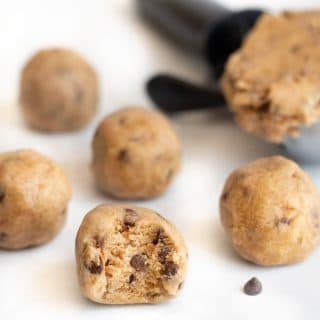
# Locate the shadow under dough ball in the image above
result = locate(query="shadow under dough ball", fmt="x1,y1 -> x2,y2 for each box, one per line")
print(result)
92,107 -> 181,199
220,156 -> 320,266
75,204 -> 188,304
19,48 -> 98,132
0,149 -> 72,249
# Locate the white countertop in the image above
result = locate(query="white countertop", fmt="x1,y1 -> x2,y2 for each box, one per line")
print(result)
1,1 -> 320,319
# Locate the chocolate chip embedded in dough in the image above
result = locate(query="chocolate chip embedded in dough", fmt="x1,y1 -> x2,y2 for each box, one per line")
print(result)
94,235 -> 104,248
130,254 -> 148,271
0,190 -> 5,202
85,256 -> 103,274
153,228 -> 166,245
163,261 -> 179,278
128,274 -> 136,284
0,232 -> 8,241
124,208 -> 139,226
158,246 -> 171,262
118,149 -> 129,162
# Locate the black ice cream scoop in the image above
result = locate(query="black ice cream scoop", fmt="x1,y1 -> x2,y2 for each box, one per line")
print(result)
136,0 -> 264,112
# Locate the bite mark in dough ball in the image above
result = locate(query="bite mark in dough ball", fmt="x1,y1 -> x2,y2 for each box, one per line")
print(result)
75,204 -> 188,304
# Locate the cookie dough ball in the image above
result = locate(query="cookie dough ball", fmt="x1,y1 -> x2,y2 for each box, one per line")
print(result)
222,11 -> 320,142
220,156 -> 320,266
92,107 -> 181,199
76,204 -> 188,304
0,149 -> 72,249
20,48 -> 98,132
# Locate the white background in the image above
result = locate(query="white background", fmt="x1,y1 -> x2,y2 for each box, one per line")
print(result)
1,1 -> 320,319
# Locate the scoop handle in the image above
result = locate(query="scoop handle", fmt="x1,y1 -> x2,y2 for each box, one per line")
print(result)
136,0 -> 230,55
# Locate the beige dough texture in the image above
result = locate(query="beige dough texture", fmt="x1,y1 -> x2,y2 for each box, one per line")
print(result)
76,204 -> 188,304
20,48 -> 98,132
222,11 -> 320,143
0,149 -> 72,249
92,107 -> 181,199
220,156 -> 320,266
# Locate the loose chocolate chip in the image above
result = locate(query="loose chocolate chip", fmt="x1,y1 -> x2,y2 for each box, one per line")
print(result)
124,209 -> 139,227
118,149 -> 129,162
243,277 -> 262,296
105,259 -> 111,266
94,235 -> 104,248
158,246 -> 171,262
163,261 -> 179,278
130,254 -> 148,271
0,232 -> 8,241
153,228 -> 165,245
85,256 -> 103,274
128,274 -> 136,284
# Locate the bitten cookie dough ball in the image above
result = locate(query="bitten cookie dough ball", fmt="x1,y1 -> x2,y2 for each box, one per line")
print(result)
0,149 -> 72,249
20,48 -> 98,132
92,107 -> 181,199
220,156 -> 320,266
76,204 -> 188,304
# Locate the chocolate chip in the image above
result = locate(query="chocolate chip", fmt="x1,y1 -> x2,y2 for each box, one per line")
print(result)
178,281 -> 184,290
158,246 -> 170,262
0,232 -> 8,241
290,45 -> 300,53
74,87 -> 83,104
105,259 -> 111,266
163,261 -> 179,278
166,169 -> 173,183
94,235 -> 104,248
147,292 -> 160,298
241,186 -> 250,197
128,274 -> 136,284
85,256 -> 103,274
243,277 -> 262,296
124,209 -> 139,227
119,117 -> 127,126
276,217 -> 292,226
221,191 -> 229,201
130,254 -> 147,271
0,190 -> 5,202
118,149 -> 129,162
153,228 -> 165,245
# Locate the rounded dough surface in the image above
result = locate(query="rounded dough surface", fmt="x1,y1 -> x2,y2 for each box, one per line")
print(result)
0,149 -> 72,249
76,204 -> 188,304
220,156 -> 320,266
92,107 -> 181,199
222,11 -> 320,142
20,48 -> 98,131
